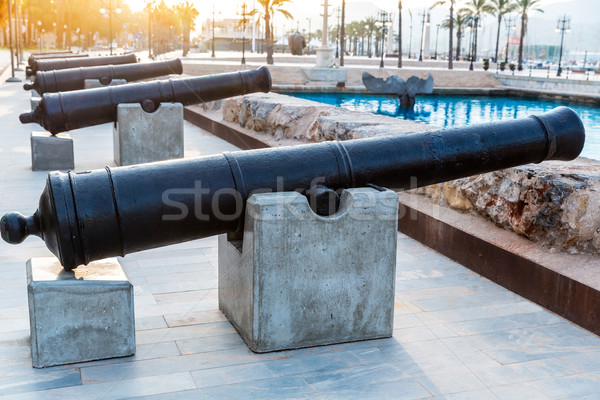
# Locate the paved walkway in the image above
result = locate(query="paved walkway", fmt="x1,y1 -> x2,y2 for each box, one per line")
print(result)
1,62 -> 600,399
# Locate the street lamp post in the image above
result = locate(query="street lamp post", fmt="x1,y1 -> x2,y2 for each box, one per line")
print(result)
211,5 -> 217,58
467,20 -> 474,70
398,0 -> 402,68
555,15 -> 570,77
6,0 -> 20,83
335,6 -> 340,59
147,1 -> 153,58
504,15 -> 515,65
376,11 -> 391,68
100,0 -> 121,55
418,9 -> 426,61
240,2 -> 248,65
434,23 -> 440,60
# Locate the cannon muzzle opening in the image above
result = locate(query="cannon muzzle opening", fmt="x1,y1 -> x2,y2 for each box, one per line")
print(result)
23,83 -> 33,91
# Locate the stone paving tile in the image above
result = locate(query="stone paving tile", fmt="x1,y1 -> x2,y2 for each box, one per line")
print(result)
415,369 -> 488,396
310,377 -> 431,400
152,288 -> 218,304
0,367 -> 81,396
530,370 -> 600,399
135,316 -> 168,331
444,311 -> 566,336
490,382 -> 551,400
2,371 -> 196,399
135,322 -> 236,346
431,388 -> 501,400
176,333 -> 248,355
79,348 -> 286,383
136,376 -> 316,400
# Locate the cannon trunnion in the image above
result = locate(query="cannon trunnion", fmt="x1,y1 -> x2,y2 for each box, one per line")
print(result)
1,107 -> 585,270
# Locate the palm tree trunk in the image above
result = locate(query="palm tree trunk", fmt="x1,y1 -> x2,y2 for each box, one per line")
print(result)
494,14 -> 502,63
518,14 -> 526,69
448,2 -> 454,69
456,27 -> 461,60
265,12 -> 273,64
473,15 -> 479,64
398,2 -> 402,68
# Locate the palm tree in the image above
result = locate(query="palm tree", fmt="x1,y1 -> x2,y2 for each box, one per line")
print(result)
514,0 -> 543,69
364,17 -> 377,58
430,0 -> 456,70
255,0 -> 292,64
460,0 -> 494,68
489,0 -> 517,63
442,11 -> 471,61
176,2 -> 199,57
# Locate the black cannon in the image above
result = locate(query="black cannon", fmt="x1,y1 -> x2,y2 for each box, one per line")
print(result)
24,58 -> 183,95
26,53 -> 137,78
1,107 -> 585,270
27,51 -> 75,65
19,66 -> 272,134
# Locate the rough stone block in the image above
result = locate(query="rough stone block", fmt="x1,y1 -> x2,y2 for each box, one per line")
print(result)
30,131 -> 74,171
218,188 -> 398,353
113,102 -> 184,166
84,78 -> 127,89
27,257 -> 135,368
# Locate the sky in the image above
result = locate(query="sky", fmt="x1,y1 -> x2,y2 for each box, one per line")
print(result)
124,0 -> 572,16
122,0 -> 600,57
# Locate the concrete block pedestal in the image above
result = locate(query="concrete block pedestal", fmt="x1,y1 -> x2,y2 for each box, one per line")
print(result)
30,90 -> 41,110
113,102 -> 184,166
84,78 -> 127,89
218,188 -> 398,353
30,131 -> 74,171
27,257 -> 135,368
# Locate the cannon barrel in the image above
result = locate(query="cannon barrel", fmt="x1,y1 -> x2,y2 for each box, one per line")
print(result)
27,51 -> 75,65
1,107 -> 585,270
26,53 -> 136,77
24,59 -> 183,95
19,66 -> 272,134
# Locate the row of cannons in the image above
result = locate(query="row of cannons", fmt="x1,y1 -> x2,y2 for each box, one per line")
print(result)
1,50 -> 587,368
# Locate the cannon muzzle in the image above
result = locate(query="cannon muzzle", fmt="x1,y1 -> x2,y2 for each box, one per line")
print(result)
24,58 -> 184,95
19,66 -> 272,134
1,107 -> 585,270
27,54 -> 136,77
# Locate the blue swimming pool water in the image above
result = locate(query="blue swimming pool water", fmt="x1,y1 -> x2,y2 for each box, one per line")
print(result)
287,92 -> 600,160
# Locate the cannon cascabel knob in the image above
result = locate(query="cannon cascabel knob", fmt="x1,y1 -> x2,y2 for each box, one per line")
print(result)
1,212 -> 40,244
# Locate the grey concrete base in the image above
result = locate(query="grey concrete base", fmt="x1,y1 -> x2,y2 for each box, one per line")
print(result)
314,47 -> 336,68
27,257 -> 135,368
218,188 -> 398,353
84,78 -> 127,89
30,131 -> 74,171
303,67 -> 347,82
30,90 -> 41,110
113,102 -> 184,166
30,96 -> 41,110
